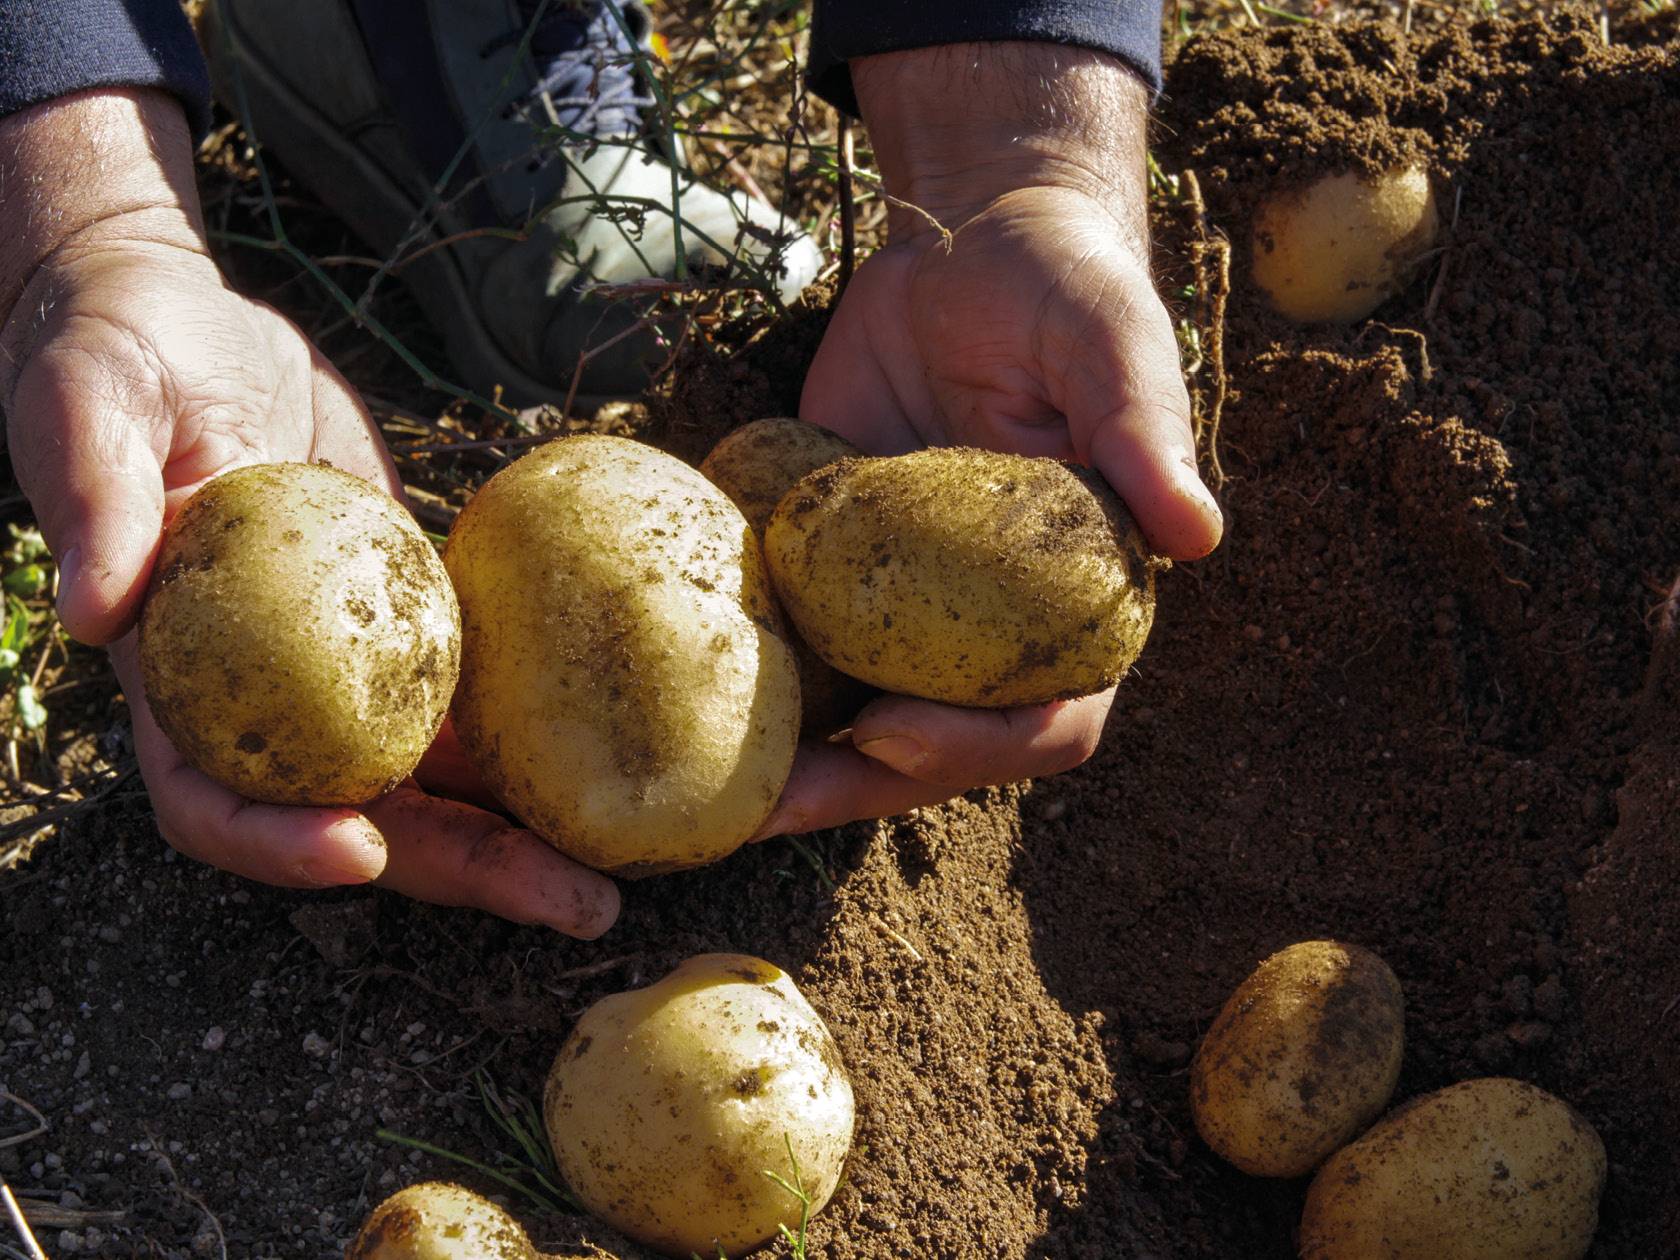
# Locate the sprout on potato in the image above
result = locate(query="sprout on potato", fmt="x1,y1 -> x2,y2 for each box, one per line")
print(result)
1191,939 -> 1404,1178
1251,165 -> 1439,323
138,462 -> 460,805
346,1183 -> 535,1260
544,953 -> 855,1257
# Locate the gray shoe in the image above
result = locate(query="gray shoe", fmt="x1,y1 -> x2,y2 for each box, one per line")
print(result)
201,0 -> 822,404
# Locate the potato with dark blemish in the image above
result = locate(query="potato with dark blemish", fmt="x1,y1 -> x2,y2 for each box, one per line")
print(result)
138,462 -> 460,805
764,447 -> 1159,707
444,436 -> 800,877
544,953 -> 855,1257
1300,1078 -> 1606,1259
346,1182 -> 535,1259
1191,940 -> 1404,1178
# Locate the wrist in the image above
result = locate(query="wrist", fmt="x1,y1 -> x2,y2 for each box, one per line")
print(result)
852,42 -> 1150,256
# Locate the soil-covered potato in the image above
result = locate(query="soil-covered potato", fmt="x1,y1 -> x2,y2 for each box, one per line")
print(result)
1191,940 -> 1404,1178
1300,1077 -> 1607,1259
700,417 -> 871,732
544,953 -> 855,1257
138,462 -> 459,805
346,1182 -> 535,1259
444,436 -> 800,877
1251,165 -> 1438,323
763,448 -> 1157,707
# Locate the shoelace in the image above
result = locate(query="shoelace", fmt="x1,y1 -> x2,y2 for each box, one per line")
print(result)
483,0 -> 657,143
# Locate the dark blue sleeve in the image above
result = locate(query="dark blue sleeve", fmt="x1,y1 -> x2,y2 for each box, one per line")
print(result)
808,0 -> 1162,115
0,0 -> 212,135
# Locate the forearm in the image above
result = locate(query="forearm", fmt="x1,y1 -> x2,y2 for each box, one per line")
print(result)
851,43 -> 1151,259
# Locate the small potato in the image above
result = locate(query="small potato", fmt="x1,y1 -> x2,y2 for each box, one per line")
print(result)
1300,1077 -> 1607,1260
764,448 -> 1158,707
1252,165 -> 1438,323
346,1182 -> 535,1260
700,418 -> 871,732
139,462 -> 459,805
445,436 -> 799,876
545,953 -> 855,1257
1191,940 -> 1403,1178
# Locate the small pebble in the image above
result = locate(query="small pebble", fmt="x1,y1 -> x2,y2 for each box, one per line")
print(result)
302,1032 -> 331,1059
202,1026 -> 226,1053
166,1083 -> 192,1102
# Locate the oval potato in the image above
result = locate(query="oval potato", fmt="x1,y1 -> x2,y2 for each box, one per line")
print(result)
346,1183 -> 535,1260
545,953 -> 855,1257
1300,1077 -> 1607,1260
764,448 -> 1157,707
1252,165 -> 1438,323
700,418 -> 871,732
445,436 -> 800,876
139,462 -> 460,805
1190,940 -> 1403,1177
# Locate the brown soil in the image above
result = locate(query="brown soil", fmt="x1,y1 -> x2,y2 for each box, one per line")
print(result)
3,8 -> 1679,1260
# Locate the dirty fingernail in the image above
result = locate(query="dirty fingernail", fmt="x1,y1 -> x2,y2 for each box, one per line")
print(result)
855,734 -> 927,775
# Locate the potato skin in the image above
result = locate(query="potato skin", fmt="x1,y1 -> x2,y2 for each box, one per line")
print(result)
346,1182 -> 535,1260
1300,1077 -> 1607,1259
764,448 -> 1157,708
1190,940 -> 1404,1178
700,418 -> 871,733
138,462 -> 460,805
545,953 -> 856,1257
444,436 -> 800,876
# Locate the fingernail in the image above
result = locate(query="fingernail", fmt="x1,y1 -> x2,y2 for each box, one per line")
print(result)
548,879 -> 621,939
855,734 -> 927,775
751,806 -> 798,843
1175,458 -> 1222,518
302,821 -> 387,885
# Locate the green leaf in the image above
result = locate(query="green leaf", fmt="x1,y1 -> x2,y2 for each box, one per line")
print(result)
1,603 -> 30,655
16,682 -> 47,731
5,524 -> 48,562
3,564 -> 48,598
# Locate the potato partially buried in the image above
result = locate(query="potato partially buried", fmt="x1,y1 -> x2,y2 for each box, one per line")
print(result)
139,462 -> 459,805
764,448 -> 1158,707
545,953 -> 855,1257
1190,940 -> 1404,1178
346,1182 -> 535,1260
1300,1077 -> 1607,1259
444,436 -> 800,876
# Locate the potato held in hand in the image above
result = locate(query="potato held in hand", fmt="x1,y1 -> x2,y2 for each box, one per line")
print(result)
347,1183 -> 535,1260
765,448 -> 1157,707
445,436 -> 800,876
1300,1077 -> 1606,1260
139,462 -> 460,805
1191,940 -> 1404,1178
545,953 -> 855,1257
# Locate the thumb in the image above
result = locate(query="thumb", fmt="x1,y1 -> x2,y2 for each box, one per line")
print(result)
8,357 -> 165,645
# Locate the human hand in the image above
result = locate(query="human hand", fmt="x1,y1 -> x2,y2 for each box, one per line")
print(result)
762,44 -> 1223,837
0,90 -> 617,935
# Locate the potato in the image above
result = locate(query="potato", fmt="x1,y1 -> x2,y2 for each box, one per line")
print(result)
444,436 -> 800,876
1190,940 -> 1403,1177
1252,165 -> 1438,323
1300,1077 -> 1607,1259
346,1182 -> 535,1260
700,418 -> 871,733
544,953 -> 855,1257
138,462 -> 459,805
764,447 -> 1158,707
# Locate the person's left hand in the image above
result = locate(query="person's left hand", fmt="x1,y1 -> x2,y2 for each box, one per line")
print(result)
755,44 -> 1225,838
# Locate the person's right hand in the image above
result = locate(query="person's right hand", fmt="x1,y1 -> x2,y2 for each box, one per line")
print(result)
0,88 -> 618,937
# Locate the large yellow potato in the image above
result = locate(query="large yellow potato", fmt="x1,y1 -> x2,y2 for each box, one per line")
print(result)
764,448 -> 1158,707
346,1183 -> 535,1260
1300,1077 -> 1607,1259
1190,940 -> 1403,1177
1252,165 -> 1438,323
544,953 -> 855,1257
139,462 -> 459,805
445,436 -> 800,876
700,418 -> 870,733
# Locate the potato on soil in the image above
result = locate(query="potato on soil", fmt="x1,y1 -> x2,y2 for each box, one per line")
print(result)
764,447 -> 1157,707
345,1182 -> 535,1259
700,417 -> 871,732
1251,165 -> 1438,323
444,436 -> 800,877
138,462 -> 459,806
544,953 -> 855,1257
1190,940 -> 1403,1178
1300,1077 -> 1607,1260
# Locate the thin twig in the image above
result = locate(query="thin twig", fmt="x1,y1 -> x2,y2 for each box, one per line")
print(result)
837,117 -> 857,295
1182,170 -> 1230,486
0,1184 -> 46,1260
0,1097 -> 47,1152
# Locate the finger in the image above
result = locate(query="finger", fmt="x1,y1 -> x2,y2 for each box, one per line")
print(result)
1091,412 -> 1224,561
849,690 -> 1113,789
412,716 -> 502,811
299,327 -> 404,494
365,785 -> 621,939
7,348 -> 166,644
751,739 -> 960,840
